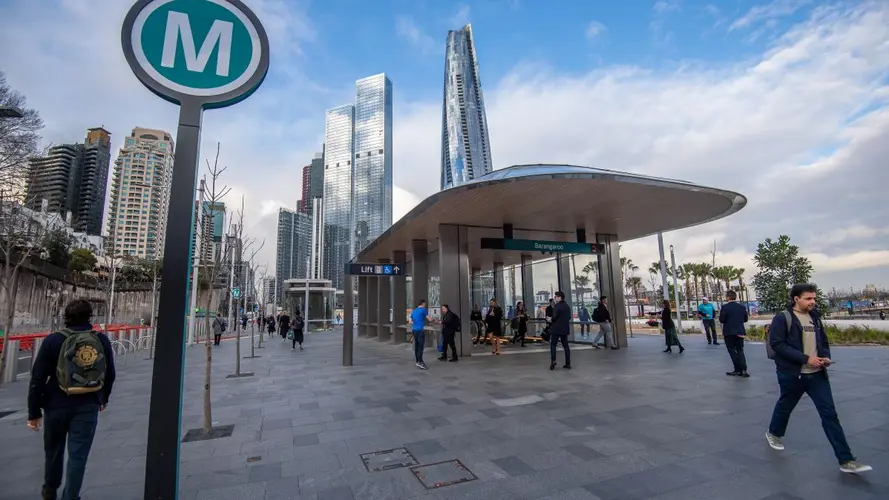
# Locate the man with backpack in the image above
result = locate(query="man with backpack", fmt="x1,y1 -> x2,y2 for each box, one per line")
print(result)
592,296 -> 616,349
291,310 -> 305,350
765,284 -> 871,474
27,299 -> 116,500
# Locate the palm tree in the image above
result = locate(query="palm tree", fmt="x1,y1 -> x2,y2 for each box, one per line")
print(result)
574,274 -> 590,303
582,261 -> 598,296
733,267 -> 747,302
682,263 -> 699,306
626,276 -> 644,315
712,265 -> 735,301
697,263 -> 713,300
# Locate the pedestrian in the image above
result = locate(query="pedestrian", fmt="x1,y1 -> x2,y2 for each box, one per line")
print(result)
698,297 -> 719,345
486,298 -> 504,355
765,283 -> 871,474
720,290 -> 749,376
212,313 -> 224,346
266,314 -> 276,338
470,304 -> 485,345
549,291 -> 572,370
410,300 -> 429,369
438,304 -> 460,362
661,300 -> 685,353
278,311 -> 291,343
578,303 -> 591,339
513,301 -> 529,347
591,296 -> 616,349
291,310 -> 305,350
241,314 -> 248,331
28,299 -> 116,500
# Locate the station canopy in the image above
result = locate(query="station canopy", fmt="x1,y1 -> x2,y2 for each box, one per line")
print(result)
356,164 -> 746,271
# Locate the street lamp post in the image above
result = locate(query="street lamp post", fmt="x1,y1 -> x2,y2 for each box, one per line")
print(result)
187,180 -> 205,346
132,179 -> 160,359
669,244 -> 683,334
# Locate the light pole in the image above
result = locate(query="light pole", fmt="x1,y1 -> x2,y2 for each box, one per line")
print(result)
187,180 -> 206,346
0,106 -> 24,118
132,180 -> 160,359
669,244 -> 683,334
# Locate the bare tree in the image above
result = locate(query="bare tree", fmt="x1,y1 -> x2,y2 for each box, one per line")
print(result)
0,193 -> 62,383
0,72 -> 43,191
196,144 -> 231,434
241,240 -> 264,358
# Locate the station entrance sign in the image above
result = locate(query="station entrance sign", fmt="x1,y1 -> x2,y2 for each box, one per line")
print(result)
345,263 -> 406,276
481,238 -> 604,254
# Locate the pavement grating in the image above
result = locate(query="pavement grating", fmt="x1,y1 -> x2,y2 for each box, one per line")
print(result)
359,447 -> 419,472
410,459 -> 477,489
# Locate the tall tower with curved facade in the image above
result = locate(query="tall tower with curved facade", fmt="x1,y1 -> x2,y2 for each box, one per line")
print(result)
441,24 -> 493,190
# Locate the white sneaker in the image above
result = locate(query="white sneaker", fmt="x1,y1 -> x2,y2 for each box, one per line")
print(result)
839,461 -> 872,474
417,362 -> 428,370
766,432 -> 784,451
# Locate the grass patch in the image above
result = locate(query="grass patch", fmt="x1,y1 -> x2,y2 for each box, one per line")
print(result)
683,324 -> 889,346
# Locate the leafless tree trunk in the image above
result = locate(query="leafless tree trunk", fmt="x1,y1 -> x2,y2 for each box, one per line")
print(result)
196,144 -> 231,434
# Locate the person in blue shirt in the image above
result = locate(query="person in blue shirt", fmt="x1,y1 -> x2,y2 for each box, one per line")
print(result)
410,300 -> 429,370
697,297 -> 719,345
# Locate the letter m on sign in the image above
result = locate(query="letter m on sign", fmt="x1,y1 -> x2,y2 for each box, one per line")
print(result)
161,11 -> 233,76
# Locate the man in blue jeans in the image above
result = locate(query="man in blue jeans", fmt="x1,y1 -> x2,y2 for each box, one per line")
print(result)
410,299 -> 429,370
766,284 -> 870,474
28,299 -> 116,499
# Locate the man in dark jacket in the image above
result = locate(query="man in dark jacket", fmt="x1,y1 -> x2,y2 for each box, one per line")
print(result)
28,299 -> 116,500
438,304 -> 460,362
549,291 -> 572,370
719,290 -> 749,377
766,284 -> 871,474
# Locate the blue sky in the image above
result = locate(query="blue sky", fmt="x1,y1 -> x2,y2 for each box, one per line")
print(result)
0,0 -> 887,290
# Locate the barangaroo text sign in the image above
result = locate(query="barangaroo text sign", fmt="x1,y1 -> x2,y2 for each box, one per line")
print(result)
481,238 -> 604,254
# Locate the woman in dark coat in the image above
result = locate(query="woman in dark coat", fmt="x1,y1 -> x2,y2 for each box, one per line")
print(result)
486,298 -> 504,355
662,300 -> 685,353
513,301 -> 529,347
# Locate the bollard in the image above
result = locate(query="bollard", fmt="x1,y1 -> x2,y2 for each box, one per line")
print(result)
128,329 -> 137,350
30,338 -> 44,371
1,339 -> 20,383
106,330 -> 117,343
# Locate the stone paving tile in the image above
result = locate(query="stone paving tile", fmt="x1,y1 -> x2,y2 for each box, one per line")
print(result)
2,331 -> 888,499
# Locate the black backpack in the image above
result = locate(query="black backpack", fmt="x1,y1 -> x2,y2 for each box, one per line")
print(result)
294,317 -> 305,330
592,305 -> 605,323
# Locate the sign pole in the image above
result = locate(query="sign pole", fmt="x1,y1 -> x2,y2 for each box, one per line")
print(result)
120,1 -> 269,498
144,103 -> 203,499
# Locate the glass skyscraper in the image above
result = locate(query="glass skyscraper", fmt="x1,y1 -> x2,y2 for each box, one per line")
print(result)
322,74 -> 393,290
441,24 -> 493,190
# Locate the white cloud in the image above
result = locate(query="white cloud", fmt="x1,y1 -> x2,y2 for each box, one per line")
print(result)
395,15 -> 437,54
1,0 -> 887,293
653,1 -> 681,14
729,0 -> 811,32
449,5 -> 471,27
585,21 -> 607,41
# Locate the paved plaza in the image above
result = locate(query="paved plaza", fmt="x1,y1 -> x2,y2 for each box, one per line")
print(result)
1,329 -> 888,499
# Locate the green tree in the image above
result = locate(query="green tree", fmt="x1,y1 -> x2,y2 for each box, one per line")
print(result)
41,229 -> 72,268
68,248 -> 97,291
752,235 -> 827,313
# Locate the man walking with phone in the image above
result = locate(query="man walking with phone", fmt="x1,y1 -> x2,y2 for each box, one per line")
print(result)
765,284 -> 871,474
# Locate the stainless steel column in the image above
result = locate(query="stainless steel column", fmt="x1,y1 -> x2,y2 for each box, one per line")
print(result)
596,234 -> 627,347
493,262 -> 505,304
439,224 -> 472,357
367,276 -> 378,339
556,253 -> 572,297
342,274 -> 353,366
391,251 -> 407,343
377,259 -> 391,341
411,240 -> 429,308
1,339 -> 19,383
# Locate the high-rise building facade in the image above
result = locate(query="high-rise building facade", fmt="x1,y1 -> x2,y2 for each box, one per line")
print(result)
298,164 -> 312,214
353,74 -> 393,256
322,104 -> 356,291
276,208 -> 311,300
322,74 -> 393,290
106,127 -> 174,258
25,127 -> 112,235
441,24 -> 493,190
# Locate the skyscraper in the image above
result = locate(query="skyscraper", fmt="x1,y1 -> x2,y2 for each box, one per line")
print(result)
441,24 -> 493,190
276,208 -> 311,300
298,164 -> 312,214
25,127 -> 112,235
322,74 -> 393,290
106,127 -> 174,258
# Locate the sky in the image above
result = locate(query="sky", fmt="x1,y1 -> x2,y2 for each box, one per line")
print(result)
0,0 -> 887,293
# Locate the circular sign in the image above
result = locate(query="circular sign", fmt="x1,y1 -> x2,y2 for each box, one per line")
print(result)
232,287 -> 241,298
121,0 -> 269,109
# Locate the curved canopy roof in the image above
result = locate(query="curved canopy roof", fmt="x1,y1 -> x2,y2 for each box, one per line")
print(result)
355,164 -> 746,268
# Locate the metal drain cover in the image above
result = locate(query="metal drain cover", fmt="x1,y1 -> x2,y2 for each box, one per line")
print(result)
360,447 -> 419,472
411,460 -> 477,489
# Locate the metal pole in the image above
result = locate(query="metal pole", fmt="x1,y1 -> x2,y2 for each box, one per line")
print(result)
144,103 -> 203,500
1,339 -> 20,383
669,244 -> 683,334
108,263 -> 117,324
657,233 -> 672,317
148,263 -> 158,359
187,180 -> 205,346
343,272 -> 353,366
